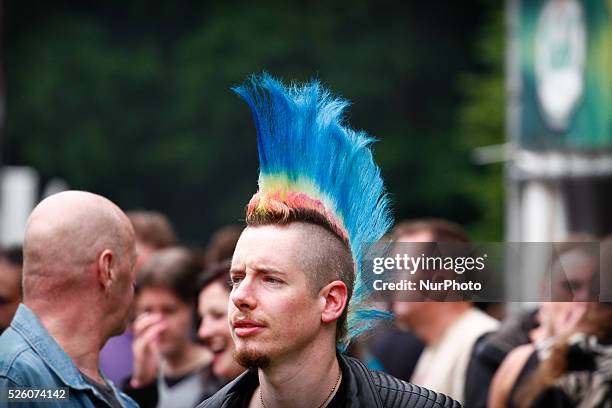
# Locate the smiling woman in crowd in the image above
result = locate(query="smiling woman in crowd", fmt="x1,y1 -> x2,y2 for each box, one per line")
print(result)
197,260 -> 245,381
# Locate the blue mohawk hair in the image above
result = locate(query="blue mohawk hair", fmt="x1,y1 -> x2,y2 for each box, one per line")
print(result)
233,73 -> 393,351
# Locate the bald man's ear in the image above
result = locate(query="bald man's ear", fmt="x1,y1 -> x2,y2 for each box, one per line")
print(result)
319,281 -> 348,324
97,249 -> 115,291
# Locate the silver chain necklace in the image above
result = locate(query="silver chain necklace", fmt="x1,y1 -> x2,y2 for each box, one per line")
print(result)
259,371 -> 342,408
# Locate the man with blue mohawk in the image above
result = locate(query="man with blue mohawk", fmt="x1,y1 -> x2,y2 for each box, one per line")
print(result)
197,74 -> 460,408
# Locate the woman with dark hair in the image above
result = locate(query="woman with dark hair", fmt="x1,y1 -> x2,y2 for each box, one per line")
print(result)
124,247 -> 225,408
489,236 -> 600,408
197,261 -> 244,380
515,237 -> 612,407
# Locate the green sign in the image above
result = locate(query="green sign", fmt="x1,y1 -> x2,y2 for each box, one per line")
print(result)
518,0 -> 612,149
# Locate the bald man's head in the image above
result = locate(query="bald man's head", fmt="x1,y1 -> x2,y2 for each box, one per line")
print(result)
22,191 -> 135,301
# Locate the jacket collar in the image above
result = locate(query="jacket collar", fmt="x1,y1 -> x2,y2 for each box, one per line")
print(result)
213,353 -> 384,407
339,353 -> 384,407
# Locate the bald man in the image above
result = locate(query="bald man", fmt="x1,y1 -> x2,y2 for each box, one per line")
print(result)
0,191 -> 138,408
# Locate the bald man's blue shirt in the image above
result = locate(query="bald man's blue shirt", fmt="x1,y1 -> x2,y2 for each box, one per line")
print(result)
0,304 -> 138,408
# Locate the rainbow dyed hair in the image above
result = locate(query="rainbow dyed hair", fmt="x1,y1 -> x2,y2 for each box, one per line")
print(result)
233,73 -> 393,350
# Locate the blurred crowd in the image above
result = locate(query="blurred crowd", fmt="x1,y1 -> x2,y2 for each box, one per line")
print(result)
0,207 -> 609,408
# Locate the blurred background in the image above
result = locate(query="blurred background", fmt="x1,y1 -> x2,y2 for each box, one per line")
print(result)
1,4 -> 610,405
0,0 -> 504,245
0,0 -> 610,247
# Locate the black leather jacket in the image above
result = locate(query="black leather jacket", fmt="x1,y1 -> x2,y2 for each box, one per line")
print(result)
196,353 -> 461,408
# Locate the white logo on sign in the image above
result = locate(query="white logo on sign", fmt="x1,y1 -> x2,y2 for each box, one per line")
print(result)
534,0 -> 587,131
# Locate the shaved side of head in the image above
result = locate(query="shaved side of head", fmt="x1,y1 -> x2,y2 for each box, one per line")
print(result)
22,191 -> 135,302
258,222 -> 354,342
287,223 -> 354,296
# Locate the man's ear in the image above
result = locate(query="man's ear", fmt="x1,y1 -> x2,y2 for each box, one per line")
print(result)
319,281 -> 348,323
97,249 -> 115,291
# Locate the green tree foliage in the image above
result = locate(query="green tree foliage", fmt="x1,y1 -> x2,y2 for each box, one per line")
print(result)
455,5 -> 504,240
3,0 -> 502,243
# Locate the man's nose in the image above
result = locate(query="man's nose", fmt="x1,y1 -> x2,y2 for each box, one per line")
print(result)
230,276 -> 257,310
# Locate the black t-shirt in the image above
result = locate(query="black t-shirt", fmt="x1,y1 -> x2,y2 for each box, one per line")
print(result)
234,366 -> 348,408
81,372 -> 124,408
